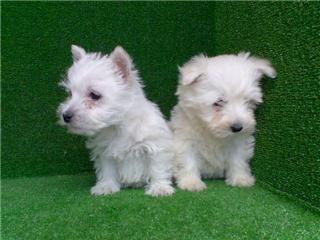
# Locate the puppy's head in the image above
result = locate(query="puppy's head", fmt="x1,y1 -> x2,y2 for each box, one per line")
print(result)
57,45 -> 139,136
177,52 -> 276,138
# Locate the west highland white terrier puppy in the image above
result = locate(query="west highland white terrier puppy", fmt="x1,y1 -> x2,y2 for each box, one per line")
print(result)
170,52 -> 276,191
58,45 -> 174,196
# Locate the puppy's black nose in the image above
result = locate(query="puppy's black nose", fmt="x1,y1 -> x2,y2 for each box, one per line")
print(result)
230,123 -> 243,133
63,112 -> 73,123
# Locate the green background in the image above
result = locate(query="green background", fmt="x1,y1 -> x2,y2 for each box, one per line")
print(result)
2,2 -> 320,239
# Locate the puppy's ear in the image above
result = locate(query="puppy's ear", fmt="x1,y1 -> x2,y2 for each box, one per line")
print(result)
71,45 -> 86,62
110,46 -> 134,82
250,55 -> 277,80
179,54 -> 207,86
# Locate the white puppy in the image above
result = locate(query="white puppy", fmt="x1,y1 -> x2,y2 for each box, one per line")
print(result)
58,45 -> 174,196
170,52 -> 276,191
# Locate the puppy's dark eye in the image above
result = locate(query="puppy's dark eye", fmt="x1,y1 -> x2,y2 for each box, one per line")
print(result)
213,99 -> 225,108
89,92 -> 101,100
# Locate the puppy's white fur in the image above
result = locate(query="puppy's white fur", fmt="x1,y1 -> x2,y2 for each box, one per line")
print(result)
58,45 -> 174,196
170,52 -> 276,191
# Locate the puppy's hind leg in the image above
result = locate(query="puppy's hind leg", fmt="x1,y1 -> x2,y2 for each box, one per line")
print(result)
91,157 -> 121,196
145,151 -> 175,197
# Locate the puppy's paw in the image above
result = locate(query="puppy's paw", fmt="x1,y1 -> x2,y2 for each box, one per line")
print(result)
226,174 -> 255,187
177,176 -> 207,192
145,183 -> 175,197
90,182 -> 120,196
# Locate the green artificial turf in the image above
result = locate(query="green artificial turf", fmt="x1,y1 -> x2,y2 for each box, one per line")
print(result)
213,2 -> 320,209
2,174 -> 320,240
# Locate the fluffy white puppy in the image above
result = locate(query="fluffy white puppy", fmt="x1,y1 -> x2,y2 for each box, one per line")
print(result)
58,45 -> 174,196
170,52 -> 276,191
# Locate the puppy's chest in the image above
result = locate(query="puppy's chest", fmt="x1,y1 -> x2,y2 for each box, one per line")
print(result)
110,135 -> 152,184
106,135 -> 148,161
198,139 -> 230,167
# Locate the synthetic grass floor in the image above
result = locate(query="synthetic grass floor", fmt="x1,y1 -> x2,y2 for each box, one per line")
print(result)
2,174 -> 320,240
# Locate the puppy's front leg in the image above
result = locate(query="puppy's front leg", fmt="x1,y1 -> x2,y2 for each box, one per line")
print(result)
175,148 -> 207,192
146,151 -> 175,197
91,157 -> 120,196
225,139 -> 255,187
